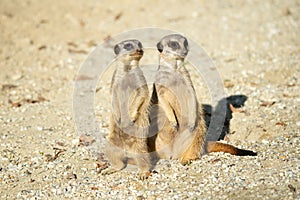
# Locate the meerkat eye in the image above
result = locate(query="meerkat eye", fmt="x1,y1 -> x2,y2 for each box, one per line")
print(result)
124,43 -> 134,51
168,41 -> 180,50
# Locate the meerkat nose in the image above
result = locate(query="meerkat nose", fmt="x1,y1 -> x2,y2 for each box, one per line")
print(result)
136,49 -> 144,55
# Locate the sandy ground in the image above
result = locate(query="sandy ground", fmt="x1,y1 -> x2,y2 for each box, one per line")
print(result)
0,0 -> 300,199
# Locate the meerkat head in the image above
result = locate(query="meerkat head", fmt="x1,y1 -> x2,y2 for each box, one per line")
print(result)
114,39 -> 144,64
157,34 -> 189,60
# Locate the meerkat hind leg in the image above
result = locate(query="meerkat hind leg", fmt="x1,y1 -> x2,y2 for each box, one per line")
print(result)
125,156 -> 152,180
101,144 -> 126,175
136,156 -> 152,180
179,128 -> 205,165
179,146 -> 200,165
134,145 -> 152,180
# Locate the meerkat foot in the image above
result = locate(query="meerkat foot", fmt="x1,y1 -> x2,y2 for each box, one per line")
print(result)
179,158 -> 193,165
138,171 -> 151,180
180,151 -> 199,165
101,167 -> 122,175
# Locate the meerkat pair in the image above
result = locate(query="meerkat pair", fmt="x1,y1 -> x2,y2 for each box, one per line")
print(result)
102,35 -> 256,180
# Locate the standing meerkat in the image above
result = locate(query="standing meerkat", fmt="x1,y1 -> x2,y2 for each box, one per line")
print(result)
153,34 -> 207,164
152,34 -> 256,164
101,39 -> 152,180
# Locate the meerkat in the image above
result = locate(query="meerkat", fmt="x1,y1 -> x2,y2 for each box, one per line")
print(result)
152,34 -> 207,164
151,34 -> 256,164
101,39 -> 152,180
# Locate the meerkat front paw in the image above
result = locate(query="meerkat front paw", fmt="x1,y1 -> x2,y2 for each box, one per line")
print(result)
101,167 -> 120,175
113,114 -> 121,125
170,121 -> 178,130
129,115 -> 137,126
129,120 -> 135,126
129,112 -> 138,125
188,122 -> 197,132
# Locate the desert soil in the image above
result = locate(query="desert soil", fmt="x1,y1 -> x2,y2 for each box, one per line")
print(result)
0,0 -> 300,199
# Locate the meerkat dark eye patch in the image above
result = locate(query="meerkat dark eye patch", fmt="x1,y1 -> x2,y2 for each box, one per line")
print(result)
168,41 -> 180,50
114,45 -> 121,55
157,42 -> 163,53
124,43 -> 134,51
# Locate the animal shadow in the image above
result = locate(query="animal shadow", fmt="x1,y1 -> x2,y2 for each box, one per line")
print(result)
203,94 -> 248,141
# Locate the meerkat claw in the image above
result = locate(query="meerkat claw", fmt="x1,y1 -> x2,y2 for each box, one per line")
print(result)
180,159 -> 192,166
129,120 -> 135,126
114,117 -> 121,125
170,121 -> 178,130
138,171 -> 151,180
188,123 -> 196,132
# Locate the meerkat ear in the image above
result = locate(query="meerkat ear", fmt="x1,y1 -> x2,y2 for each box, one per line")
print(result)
157,42 -> 163,53
114,45 -> 121,55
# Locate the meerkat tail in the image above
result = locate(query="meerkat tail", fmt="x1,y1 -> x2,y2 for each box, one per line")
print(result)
205,141 -> 257,156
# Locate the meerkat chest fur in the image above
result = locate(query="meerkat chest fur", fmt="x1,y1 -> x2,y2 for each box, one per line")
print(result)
111,59 -> 149,126
158,55 -> 194,90
156,56 -> 181,89
113,60 -> 147,90
157,55 -> 199,126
